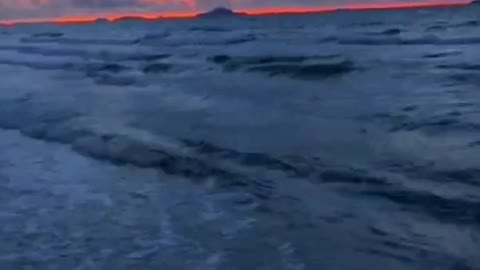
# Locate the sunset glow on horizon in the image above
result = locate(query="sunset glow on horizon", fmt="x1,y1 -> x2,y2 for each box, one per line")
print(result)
0,0 -> 472,25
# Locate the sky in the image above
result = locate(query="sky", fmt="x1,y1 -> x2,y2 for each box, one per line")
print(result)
0,0 -> 471,22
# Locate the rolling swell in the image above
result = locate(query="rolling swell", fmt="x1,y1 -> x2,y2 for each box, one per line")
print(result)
31,32 -> 64,38
0,45 -> 171,62
371,111 -> 480,134
389,118 -> 480,133
0,58 -> 142,86
13,120 -> 231,179
437,63 -> 480,71
0,58 -> 77,70
21,36 -> 136,46
183,139 -> 314,177
183,140 -> 397,188
451,20 -> 480,28
366,28 -> 403,36
0,57 -> 175,86
247,61 -> 356,79
0,97 -> 291,199
338,36 -> 480,45
422,50 -> 462,58
363,188 -> 480,225
428,169 -> 480,187
22,123 -> 288,200
318,170 -> 389,186
6,112 -> 242,183
0,94 -> 408,190
368,158 -> 480,225
0,96 -> 399,201
382,158 -> 480,187
71,135 -> 222,177
209,54 -> 356,80
139,32 -> 256,46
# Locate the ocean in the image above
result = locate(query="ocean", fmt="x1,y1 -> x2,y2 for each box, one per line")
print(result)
0,5 -> 479,269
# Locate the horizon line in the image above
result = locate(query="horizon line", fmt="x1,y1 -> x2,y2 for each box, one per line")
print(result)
0,1 -> 472,26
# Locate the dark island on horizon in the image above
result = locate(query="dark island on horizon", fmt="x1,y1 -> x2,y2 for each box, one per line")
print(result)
196,7 -> 247,18
89,7 -> 243,23
112,15 -> 163,22
93,15 -> 163,23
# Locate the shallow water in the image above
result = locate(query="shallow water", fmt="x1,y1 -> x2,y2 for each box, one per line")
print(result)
0,5 -> 480,269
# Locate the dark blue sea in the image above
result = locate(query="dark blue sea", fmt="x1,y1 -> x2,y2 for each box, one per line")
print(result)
0,5 -> 479,270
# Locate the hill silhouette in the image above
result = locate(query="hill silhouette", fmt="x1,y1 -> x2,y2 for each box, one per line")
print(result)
197,7 -> 246,17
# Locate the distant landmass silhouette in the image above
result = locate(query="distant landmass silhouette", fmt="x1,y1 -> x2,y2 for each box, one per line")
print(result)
94,18 -> 109,23
470,0 -> 480,4
111,16 -> 162,22
197,7 -> 246,17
